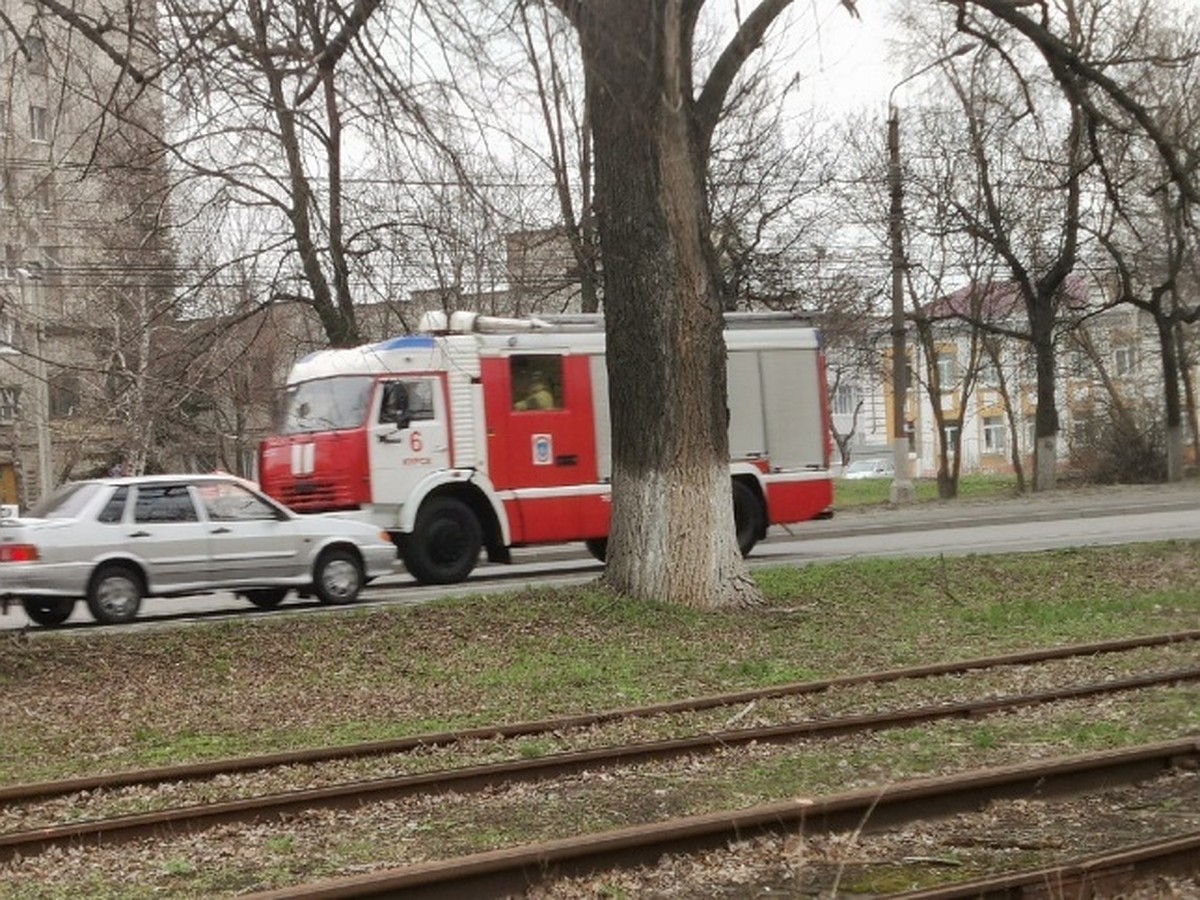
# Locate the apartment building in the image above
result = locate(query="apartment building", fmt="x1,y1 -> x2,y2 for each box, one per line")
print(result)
831,277 -> 1194,478
0,1 -> 168,508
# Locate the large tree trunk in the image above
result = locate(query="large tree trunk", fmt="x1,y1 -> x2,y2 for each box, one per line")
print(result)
578,1 -> 760,608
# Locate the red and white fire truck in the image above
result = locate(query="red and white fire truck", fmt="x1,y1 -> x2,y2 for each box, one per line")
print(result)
257,311 -> 835,584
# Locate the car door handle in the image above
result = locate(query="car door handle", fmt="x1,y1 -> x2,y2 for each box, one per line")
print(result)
128,531 -> 151,538
211,527 -> 232,534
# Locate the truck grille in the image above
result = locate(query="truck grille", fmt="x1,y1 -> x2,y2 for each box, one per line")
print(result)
276,479 -> 358,512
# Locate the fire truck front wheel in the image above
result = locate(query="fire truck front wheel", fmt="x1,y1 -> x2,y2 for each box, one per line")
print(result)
404,497 -> 483,585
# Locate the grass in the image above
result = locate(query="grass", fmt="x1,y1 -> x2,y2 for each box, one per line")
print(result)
833,473 -> 1022,509
3,540 -> 1200,898
2,540 -> 1200,787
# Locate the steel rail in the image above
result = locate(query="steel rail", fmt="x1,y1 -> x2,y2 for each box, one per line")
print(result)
4,628 -> 1197,805
881,831 -> 1200,898
3,667 -> 1199,864
236,738 -> 1200,899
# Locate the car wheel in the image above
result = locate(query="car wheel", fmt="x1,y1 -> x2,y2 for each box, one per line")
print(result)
733,480 -> 764,558
313,549 -> 363,605
403,497 -> 482,585
241,588 -> 288,609
584,538 -> 608,563
86,565 -> 143,625
21,597 -> 75,627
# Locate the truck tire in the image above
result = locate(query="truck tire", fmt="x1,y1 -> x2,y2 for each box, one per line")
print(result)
584,538 -> 608,563
21,597 -> 75,627
313,549 -> 363,604
241,588 -> 288,609
733,480 -> 764,558
404,497 -> 482,585
86,564 -> 143,625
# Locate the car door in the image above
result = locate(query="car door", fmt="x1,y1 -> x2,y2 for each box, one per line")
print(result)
128,483 -> 213,592
193,480 -> 301,585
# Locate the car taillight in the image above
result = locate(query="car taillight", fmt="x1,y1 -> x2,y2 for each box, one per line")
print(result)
0,544 -> 39,563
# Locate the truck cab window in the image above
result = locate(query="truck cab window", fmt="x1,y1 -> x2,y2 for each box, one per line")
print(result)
379,379 -> 435,424
511,356 -> 563,411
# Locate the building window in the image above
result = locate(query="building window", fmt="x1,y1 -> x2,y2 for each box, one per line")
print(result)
983,415 -> 1006,454
33,179 -> 51,212
936,352 -> 958,389
49,371 -> 79,419
1,245 -> 16,281
0,311 -> 17,351
832,382 -> 859,416
25,36 -> 47,75
979,359 -> 1001,386
0,101 -> 8,135
30,105 -> 48,142
0,171 -> 11,210
0,385 -> 19,424
942,424 -> 959,455
1114,346 -> 1135,376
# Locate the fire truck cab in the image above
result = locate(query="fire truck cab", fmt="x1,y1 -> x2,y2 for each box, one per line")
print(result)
258,311 -> 834,585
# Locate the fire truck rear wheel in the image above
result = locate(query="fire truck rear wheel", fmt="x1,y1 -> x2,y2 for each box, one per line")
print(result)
584,538 -> 608,562
405,497 -> 483,585
733,480 -> 764,558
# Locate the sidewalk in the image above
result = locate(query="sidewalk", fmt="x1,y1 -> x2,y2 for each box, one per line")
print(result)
792,479 -> 1200,540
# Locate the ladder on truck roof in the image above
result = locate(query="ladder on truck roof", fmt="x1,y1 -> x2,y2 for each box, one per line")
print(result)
417,309 -> 816,335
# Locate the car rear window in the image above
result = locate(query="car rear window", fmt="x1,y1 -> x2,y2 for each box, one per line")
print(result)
27,482 -> 104,519
97,487 -> 129,524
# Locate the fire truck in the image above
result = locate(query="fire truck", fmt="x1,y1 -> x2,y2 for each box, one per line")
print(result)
257,311 -> 835,585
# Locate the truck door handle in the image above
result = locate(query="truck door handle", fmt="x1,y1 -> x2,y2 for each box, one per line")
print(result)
555,455 -> 577,466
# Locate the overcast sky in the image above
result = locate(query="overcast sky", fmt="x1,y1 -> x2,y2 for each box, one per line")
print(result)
778,0 -> 898,119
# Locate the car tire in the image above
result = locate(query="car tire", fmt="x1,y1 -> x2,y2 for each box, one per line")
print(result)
313,549 -> 363,605
86,564 -> 143,625
21,597 -> 75,627
733,480 -> 764,558
403,497 -> 482,585
584,538 -> 608,563
241,588 -> 288,609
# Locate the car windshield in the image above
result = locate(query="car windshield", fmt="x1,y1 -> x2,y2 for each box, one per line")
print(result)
26,482 -> 106,519
281,376 -> 375,434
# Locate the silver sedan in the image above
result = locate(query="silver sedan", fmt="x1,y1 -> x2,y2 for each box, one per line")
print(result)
0,473 -> 399,626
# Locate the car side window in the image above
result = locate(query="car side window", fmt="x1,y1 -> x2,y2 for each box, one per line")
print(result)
199,482 -> 279,522
133,485 -> 199,523
96,487 -> 129,524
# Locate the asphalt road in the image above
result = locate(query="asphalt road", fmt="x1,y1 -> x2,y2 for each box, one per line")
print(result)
5,480 -> 1200,632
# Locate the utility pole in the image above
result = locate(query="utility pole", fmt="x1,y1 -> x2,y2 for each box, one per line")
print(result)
16,266 -> 52,503
886,44 -> 976,505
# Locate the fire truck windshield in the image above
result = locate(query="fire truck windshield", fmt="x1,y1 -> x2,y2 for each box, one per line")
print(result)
281,376 -> 375,434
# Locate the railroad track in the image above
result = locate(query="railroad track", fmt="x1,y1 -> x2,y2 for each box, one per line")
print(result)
2,630 -> 1198,879
240,740 -> 1200,898
7,628 -> 1199,805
